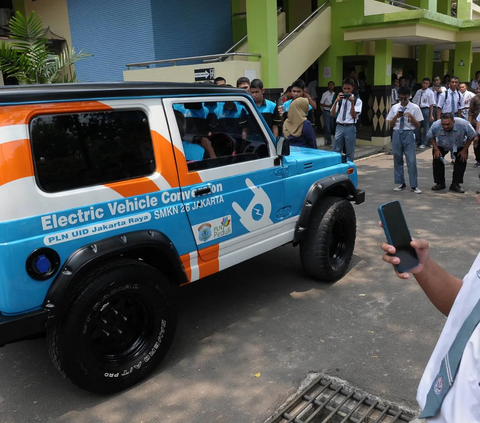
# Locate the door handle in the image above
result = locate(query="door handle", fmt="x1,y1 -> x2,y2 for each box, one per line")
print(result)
194,186 -> 211,196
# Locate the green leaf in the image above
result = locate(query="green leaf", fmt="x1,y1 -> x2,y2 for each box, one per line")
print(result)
0,11 -> 91,84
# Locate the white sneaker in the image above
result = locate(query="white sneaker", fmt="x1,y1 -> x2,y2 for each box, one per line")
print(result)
419,145 -> 426,150
411,187 -> 422,194
394,184 -> 406,191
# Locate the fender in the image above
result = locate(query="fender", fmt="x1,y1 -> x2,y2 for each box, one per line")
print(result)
293,174 -> 365,245
43,230 -> 187,324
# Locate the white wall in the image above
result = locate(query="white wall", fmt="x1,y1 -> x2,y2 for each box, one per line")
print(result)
277,7 -> 331,90
24,0 -> 72,47
124,60 -> 262,86
364,0 -> 405,15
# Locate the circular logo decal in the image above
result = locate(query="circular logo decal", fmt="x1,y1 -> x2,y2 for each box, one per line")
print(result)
198,223 -> 212,242
434,375 -> 444,396
252,204 -> 264,221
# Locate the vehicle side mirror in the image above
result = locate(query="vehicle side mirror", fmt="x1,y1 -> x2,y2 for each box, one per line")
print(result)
276,137 -> 290,157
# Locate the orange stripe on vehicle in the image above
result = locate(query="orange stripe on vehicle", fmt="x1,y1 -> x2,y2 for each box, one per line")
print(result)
151,130 -> 179,188
173,144 -> 202,186
0,101 -> 113,127
150,130 -> 202,188
198,244 -> 219,279
105,177 -> 160,198
180,253 -> 192,283
0,139 -> 34,186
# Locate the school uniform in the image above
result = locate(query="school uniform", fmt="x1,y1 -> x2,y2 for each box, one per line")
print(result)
386,101 -> 423,189
412,88 -> 435,146
332,96 -> 362,162
460,90 -> 475,121
417,252 -> 480,421
437,89 -> 463,116
319,90 -> 335,145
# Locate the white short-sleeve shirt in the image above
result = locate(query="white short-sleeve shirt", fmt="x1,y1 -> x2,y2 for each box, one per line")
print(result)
334,97 -> 362,124
386,101 -> 423,131
437,89 -> 464,113
412,89 -> 436,109
417,252 -> 480,422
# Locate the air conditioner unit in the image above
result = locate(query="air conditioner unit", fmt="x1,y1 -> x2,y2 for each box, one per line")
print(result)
0,9 -> 11,27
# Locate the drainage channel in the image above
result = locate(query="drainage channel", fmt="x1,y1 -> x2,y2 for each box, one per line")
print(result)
267,374 -> 417,423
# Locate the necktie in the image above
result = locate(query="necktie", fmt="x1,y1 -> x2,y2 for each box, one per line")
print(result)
419,292 -> 480,418
451,91 -> 456,113
399,114 -> 405,133
419,91 -> 423,106
342,99 -> 348,121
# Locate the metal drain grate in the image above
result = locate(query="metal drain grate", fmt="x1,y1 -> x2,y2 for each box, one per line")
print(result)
267,374 -> 416,423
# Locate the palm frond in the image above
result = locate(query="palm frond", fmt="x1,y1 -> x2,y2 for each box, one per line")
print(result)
0,11 -> 91,84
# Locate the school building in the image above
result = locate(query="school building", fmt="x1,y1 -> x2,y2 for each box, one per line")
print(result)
3,0 -> 480,145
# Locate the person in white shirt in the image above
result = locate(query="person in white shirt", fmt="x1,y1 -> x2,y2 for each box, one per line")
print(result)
412,77 -> 435,149
330,78 -> 362,162
459,81 -> 474,121
436,76 -> 463,119
386,86 -> 423,194
319,81 -> 336,145
380,193 -> 480,421
430,76 -> 446,120
391,76 -> 399,105
469,70 -> 480,94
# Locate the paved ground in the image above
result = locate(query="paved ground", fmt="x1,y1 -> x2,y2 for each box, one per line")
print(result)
1,146 -> 478,422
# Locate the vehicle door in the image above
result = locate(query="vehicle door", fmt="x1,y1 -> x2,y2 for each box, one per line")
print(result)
163,95 -> 292,280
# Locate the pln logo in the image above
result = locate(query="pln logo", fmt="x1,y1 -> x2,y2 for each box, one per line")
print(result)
221,216 -> 231,227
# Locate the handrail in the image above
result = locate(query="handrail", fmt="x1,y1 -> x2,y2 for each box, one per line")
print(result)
233,7 -> 283,17
278,0 -> 329,47
224,34 -> 248,55
386,0 -> 420,10
126,52 -> 261,70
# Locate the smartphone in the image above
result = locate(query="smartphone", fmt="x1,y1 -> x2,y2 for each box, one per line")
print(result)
378,201 -> 419,273
342,93 -> 350,99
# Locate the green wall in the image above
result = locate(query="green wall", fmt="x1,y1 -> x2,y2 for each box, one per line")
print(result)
284,0 -> 311,32
231,0 -> 247,44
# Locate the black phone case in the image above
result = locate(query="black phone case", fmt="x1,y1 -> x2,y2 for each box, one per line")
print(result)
378,201 -> 419,273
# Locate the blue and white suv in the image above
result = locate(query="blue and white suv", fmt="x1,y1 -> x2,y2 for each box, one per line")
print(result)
0,82 -> 364,393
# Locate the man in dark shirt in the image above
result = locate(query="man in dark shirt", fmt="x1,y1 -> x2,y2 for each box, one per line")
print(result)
249,78 -> 282,138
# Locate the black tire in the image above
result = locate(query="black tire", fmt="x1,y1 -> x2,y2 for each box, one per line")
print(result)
47,258 -> 177,394
300,196 -> 356,282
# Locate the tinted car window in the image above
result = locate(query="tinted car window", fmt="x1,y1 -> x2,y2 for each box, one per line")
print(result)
173,100 -> 270,172
30,110 -> 155,193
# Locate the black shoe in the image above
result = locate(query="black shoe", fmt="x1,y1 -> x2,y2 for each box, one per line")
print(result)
449,183 -> 465,193
431,183 -> 446,191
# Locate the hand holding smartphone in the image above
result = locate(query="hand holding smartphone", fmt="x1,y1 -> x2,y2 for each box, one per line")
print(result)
378,201 -> 419,273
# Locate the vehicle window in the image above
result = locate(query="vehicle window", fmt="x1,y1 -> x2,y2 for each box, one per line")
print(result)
30,110 -> 155,193
173,100 -> 271,172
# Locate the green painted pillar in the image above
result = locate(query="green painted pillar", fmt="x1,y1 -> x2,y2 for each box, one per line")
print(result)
232,0 -> 247,44
419,0 -> 437,11
456,0 -> 470,19
453,41 -> 472,82
437,0 -> 451,15
417,45 -> 434,79
246,0 -> 278,87
318,47 -> 343,87
374,40 -> 392,86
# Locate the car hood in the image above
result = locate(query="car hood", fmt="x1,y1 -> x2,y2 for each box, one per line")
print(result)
286,147 -> 346,175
